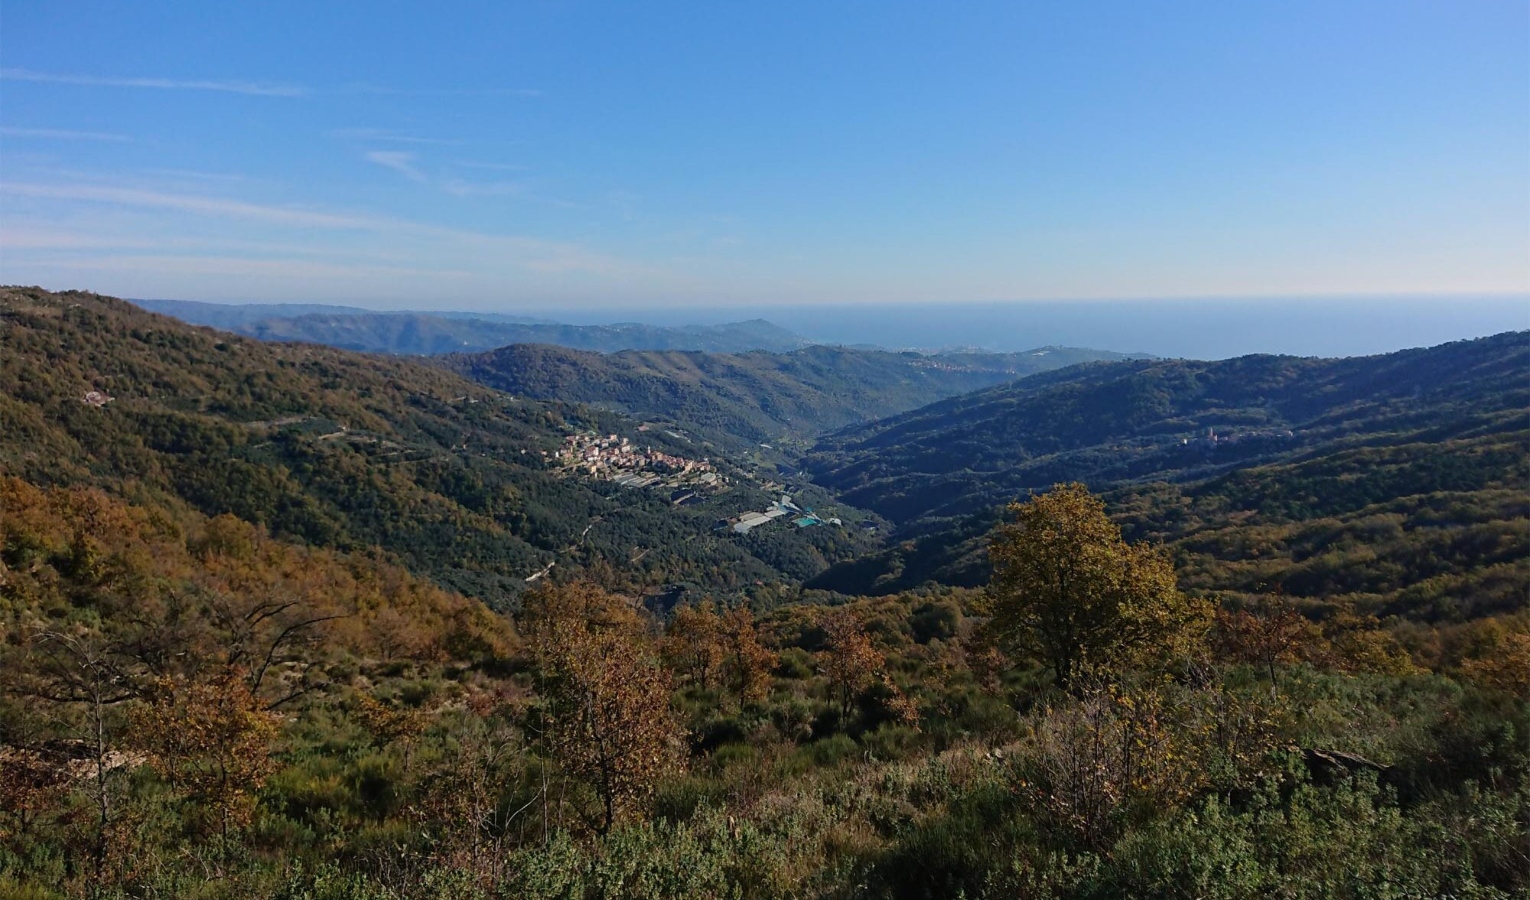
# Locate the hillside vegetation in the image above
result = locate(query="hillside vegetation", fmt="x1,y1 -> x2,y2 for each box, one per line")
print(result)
3,482 -> 1523,898
448,342 -> 1137,450
803,334 -> 1530,620
0,288 -> 877,603
0,288 -> 1524,898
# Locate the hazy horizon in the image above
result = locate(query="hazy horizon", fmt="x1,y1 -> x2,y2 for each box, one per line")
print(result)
3,2 -> 1526,309
118,291 -> 1530,360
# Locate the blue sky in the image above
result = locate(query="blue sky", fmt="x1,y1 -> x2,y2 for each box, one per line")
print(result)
1,1 -> 1526,310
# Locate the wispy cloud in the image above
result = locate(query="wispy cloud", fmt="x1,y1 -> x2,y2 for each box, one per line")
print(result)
0,126 -> 132,142
364,151 -> 428,183
453,160 -> 530,172
337,82 -> 542,98
54,253 -> 473,282
1,70 -> 538,103
439,178 -> 524,198
363,152 -> 524,198
0,180 -> 657,278
0,68 -> 306,97
332,128 -> 460,146
1,182 -> 381,229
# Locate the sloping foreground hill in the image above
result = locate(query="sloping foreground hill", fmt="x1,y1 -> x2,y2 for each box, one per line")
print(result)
0,287 -> 873,605
136,298 -> 810,354
804,333 -> 1529,620
446,342 -> 1136,449
0,476 -> 514,672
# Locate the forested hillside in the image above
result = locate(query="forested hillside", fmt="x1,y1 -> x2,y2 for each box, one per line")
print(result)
0,288 -> 878,604
1,289 -> 1525,899
136,298 -> 811,355
448,342 -> 1137,449
807,333 -> 1527,525
803,334 -> 1530,617
4,478 -> 1523,898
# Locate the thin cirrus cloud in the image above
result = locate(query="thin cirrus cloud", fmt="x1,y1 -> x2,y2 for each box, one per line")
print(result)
54,253 -> 476,282
439,178 -> 524,198
2,182 -> 383,229
0,180 -> 654,277
0,70 -> 540,100
336,81 -> 542,98
0,67 -> 306,97
0,126 -> 133,142
364,151 -> 428,183
363,151 -> 524,198
332,128 -> 461,146
453,161 -> 530,172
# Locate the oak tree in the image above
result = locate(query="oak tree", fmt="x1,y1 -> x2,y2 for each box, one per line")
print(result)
720,606 -> 776,708
132,669 -> 279,853
662,605 -> 726,691
819,610 -> 885,720
986,483 -> 1211,691
521,582 -> 683,835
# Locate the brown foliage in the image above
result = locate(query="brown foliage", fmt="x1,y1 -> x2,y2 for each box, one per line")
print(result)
1015,681 -> 1209,851
521,582 -> 683,835
662,605 -> 726,690
1460,628 -> 1530,696
720,607 -> 777,708
1317,609 -> 1421,676
355,693 -> 428,747
0,745 -> 69,843
819,609 -> 886,719
1214,593 -> 1313,685
414,699 -> 525,882
131,670 -> 279,847
0,477 -> 515,677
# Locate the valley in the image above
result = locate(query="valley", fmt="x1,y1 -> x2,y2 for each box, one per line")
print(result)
6,7 -> 1523,895
1,287 -> 1525,899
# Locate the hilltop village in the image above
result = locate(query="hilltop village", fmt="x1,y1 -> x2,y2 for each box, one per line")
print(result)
554,431 -> 723,491
553,432 -> 851,538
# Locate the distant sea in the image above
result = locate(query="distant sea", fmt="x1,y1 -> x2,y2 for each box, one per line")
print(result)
539,295 -> 1529,360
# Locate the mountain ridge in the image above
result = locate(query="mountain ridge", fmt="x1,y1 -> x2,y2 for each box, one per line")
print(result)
446,342 -> 1143,451
132,298 -> 812,355
800,332 -> 1529,617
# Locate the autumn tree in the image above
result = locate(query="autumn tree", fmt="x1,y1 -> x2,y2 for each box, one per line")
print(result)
1214,592 -> 1311,687
132,669 -> 279,854
1018,682 -> 1207,851
354,691 -> 428,769
819,610 -> 886,720
719,606 -> 777,708
1311,607 -> 1419,676
0,745 -> 68,848
520,582 -> 683,835
662,605 -> 726,690
1459,621 -> 1530,695
986,483 -> 1211,691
